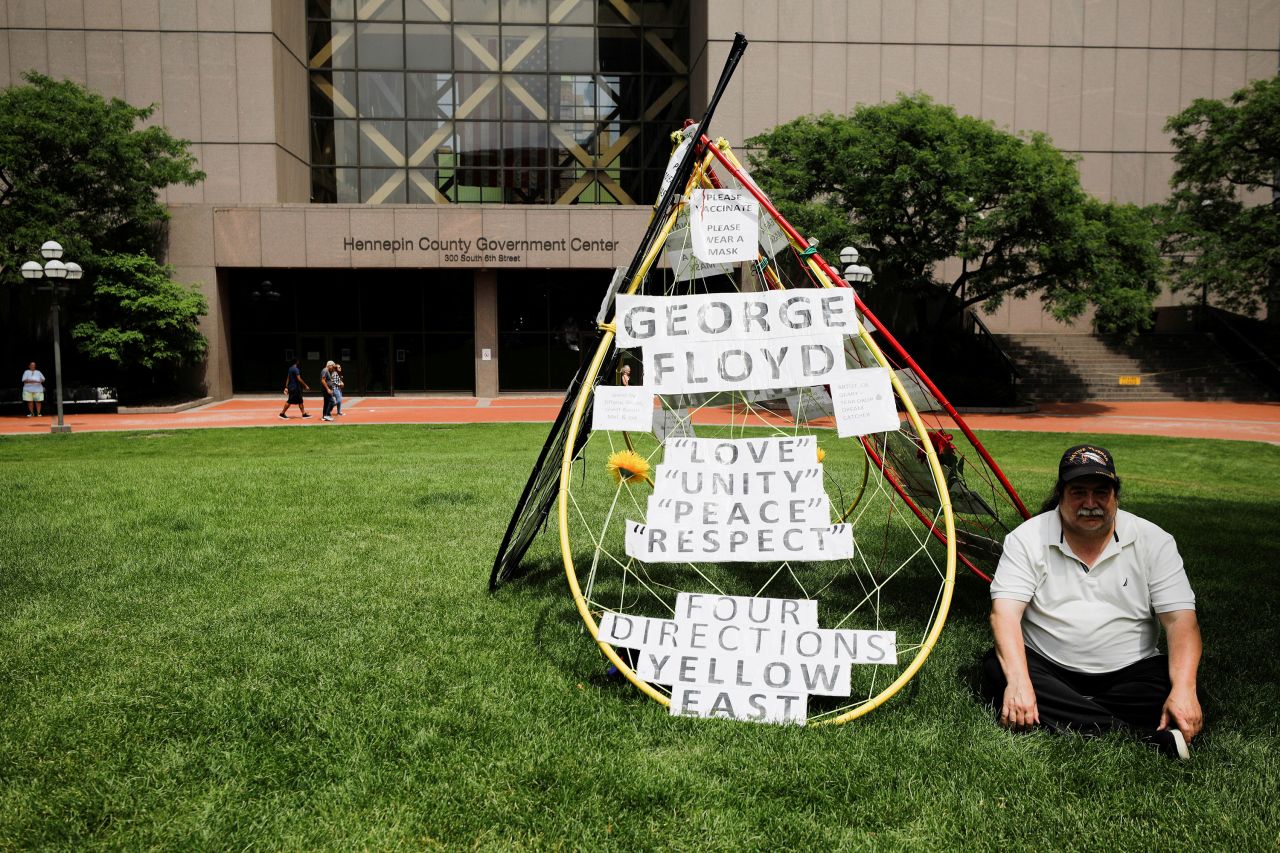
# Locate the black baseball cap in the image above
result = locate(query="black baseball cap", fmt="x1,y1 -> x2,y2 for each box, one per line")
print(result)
1058,444 -> 1119,485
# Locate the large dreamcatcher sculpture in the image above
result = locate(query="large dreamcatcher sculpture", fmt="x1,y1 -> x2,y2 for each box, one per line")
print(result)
492,35 -> 1029,725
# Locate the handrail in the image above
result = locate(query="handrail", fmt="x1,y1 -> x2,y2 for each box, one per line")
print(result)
964,308 -> 1021,391
1201,306 -> 1280,394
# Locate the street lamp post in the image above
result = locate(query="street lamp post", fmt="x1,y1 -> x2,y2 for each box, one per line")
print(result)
20,240 -> 81,434
840,246 -> 873,285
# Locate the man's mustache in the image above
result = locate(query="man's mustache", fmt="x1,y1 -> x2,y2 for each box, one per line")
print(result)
1077,507 -> 1106,518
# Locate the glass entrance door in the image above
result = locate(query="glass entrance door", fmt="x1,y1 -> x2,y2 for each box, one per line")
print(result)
298,336 -> 327,392
228,270 -> 474,394
362,335 -> 393,395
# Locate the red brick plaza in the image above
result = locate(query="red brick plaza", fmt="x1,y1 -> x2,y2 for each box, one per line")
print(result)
1,397 -> 1277,445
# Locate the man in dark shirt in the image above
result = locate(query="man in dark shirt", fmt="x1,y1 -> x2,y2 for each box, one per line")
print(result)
279,358 -> 312,419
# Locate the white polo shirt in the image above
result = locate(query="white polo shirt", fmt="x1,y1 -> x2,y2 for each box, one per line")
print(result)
991,508 -> 1196,674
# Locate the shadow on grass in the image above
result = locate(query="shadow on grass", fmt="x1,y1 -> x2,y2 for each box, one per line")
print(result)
484,477 -> 1279,729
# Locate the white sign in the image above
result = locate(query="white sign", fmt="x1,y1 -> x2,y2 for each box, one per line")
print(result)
662,436 -> 816,466
831,368 -> 900,438
597,592 -> 896,725
690,189 -> 758,264
481,348 -> 492,361
652,464 -> 827,499
593,385 -> 656,432
615,289 -> 857,348
645,494 -> 831,528
666,229 -> 736,282
657,132 -> 694,203
627,435 -> 853,563
786,386 -> 835,424
625,520 -> 853,562
596,266 -> 630,324
618,289 -> 858,394
643,335 -> 849,395
651,408 -> 695,442
718,167 -> 791,257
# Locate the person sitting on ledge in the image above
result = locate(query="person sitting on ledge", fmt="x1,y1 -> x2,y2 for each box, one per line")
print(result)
980,444 -> 1203,759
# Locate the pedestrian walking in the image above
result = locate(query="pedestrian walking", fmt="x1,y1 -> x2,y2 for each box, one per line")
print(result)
279,358 -> 311,419
320,360 -> 338,421
333,363 -> 345,415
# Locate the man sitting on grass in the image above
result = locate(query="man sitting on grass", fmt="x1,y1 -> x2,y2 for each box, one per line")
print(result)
981,444 -> 1203,759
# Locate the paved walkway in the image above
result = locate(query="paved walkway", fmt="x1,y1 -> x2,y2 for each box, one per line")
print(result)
1,396 -> 1278,444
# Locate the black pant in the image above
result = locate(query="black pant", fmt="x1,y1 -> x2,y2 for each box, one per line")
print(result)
322,392 -> 335,418
981,646 -> 1172,734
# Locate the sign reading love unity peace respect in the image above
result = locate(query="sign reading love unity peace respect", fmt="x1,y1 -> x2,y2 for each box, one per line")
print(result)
625,436 -> 854,563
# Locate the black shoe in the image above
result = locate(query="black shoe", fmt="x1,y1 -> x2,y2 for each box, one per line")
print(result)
278,413 -> 288,419
1152,728 -> 1190,760
302,413 -> 312,419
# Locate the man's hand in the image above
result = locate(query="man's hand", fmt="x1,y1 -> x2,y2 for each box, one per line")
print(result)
990,598 -> 1038,730
1157,609 -> 1203,740
1159,686 -> 1203,740
1001,680 -> 1039,730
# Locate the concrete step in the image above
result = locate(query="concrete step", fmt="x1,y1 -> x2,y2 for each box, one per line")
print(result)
998,332 -> 1274,403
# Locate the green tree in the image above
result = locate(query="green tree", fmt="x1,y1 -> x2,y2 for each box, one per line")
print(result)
72,252 -> 207,383
746,95 -> 1163,335
1164,76 -> 1280,320
0,72 -> 206,392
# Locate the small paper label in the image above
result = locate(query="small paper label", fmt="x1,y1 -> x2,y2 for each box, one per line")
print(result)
593,386 -> 655,432
652,408 -> 695,442
831,368 -> 899,438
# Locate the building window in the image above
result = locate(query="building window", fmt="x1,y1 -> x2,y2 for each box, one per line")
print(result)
307,0 -> 689,205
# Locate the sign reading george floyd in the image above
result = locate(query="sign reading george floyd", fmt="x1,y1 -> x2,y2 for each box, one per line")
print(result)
641,337 -> 848,394
616,289 -> 858,347
597,592 -> 897,725
614,290 -> 859,394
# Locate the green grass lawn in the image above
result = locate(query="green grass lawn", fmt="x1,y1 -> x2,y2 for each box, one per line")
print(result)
1,425 -> 1277,850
